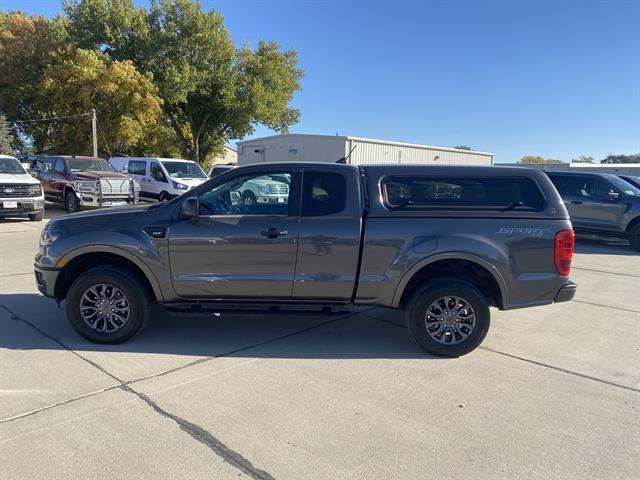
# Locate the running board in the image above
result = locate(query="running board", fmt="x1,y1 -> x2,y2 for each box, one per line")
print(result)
162,304 -> 352,317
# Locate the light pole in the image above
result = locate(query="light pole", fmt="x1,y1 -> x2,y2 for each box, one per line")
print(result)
91,109 -> 98,157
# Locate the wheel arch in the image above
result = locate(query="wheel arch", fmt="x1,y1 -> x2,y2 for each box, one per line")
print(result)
625,215 -> 640,233
392,252 -> 509,309
54,246 -> 164,303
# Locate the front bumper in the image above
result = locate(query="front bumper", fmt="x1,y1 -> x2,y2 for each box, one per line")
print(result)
75,192 -> 138,208
257,195 -> 288,204
554,281 -> 577,303
0,197 -> 44,216
34,265 -> 61,298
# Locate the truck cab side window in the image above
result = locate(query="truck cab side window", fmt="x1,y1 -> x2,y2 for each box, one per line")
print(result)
198,172 -> 292,216
52,159 -> 65,173
301,171 -> 347,216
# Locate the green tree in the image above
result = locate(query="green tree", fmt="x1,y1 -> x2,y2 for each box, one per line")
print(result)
601,154 -> 640,164
519,155 -> 563,164
572,155 -> 593,163
40,49 -> 163,155
0,114 -> 16,154
64,0 -> 303,163
454,145 -> 472,150
0,12 -> 68,145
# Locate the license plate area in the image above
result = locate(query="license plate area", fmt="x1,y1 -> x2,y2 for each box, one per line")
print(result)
1,201 -> 18,208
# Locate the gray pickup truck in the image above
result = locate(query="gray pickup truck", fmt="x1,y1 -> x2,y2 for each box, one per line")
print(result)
35,163 -> 576,356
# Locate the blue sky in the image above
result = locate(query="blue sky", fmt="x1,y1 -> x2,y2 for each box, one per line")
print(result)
1,0 -> 639,162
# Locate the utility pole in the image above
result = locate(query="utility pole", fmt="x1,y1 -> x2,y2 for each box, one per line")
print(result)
91,109 -> 98,157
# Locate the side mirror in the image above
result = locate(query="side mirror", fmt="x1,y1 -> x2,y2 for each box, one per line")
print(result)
181,196 -> 198,219
608,191 -> 620,202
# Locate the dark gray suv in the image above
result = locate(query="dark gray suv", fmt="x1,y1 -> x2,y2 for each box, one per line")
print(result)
547,171 -> 640,250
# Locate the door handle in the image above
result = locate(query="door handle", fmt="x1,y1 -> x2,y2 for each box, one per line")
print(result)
570,200 -> 583,205
261,228 -> 287,239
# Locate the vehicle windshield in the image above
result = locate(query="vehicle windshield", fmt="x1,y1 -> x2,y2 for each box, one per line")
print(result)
0,157 -> 26,174
606,175 -> 640,196
67,158 -> 117,172
161,160 -> 207,179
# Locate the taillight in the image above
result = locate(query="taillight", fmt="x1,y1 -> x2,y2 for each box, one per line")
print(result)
554,230 -> 575,276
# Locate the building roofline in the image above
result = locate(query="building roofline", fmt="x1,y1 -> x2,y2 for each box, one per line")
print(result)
236,133 -> 494,157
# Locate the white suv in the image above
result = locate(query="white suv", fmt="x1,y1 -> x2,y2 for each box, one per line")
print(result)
0,155 -> 45,221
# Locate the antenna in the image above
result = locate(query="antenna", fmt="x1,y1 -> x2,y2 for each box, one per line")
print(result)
337,144 -> 357,164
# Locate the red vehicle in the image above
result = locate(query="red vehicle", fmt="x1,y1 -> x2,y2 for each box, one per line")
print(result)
37,156 -> 139,213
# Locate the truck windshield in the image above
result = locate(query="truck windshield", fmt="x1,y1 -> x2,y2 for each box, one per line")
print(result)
162,160 -> 206,179
0,157 -> 26,174
67,158 -> 117,172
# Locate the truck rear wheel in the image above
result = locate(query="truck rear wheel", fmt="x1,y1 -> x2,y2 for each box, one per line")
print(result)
406,280 -> 490,357
65,191 -> 80,213
65,267 -> 151,344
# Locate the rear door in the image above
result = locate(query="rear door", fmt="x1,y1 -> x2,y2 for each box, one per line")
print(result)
292,168 -> 362,300
169,167 -> 301,298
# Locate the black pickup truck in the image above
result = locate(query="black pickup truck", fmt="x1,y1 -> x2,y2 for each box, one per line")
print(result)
35,163 -> 576,356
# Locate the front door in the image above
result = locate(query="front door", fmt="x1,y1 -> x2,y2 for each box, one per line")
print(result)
127,160 -> 149,199
169,169 -> 300,298
564,176 -> 626,232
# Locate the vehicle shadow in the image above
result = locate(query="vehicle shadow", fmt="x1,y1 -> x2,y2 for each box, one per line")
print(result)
574,236 -> 637,256
0,294 -> 436,360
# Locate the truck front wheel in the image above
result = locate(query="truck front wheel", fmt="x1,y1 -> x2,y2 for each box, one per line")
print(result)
628,223 -> 640,251
406,280 -> 490,357
65,191 -> 80,213
65,267 -> 152,344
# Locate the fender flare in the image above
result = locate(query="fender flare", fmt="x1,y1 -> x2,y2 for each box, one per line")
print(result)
60,244 -> 165,302
391,251 -> 509,308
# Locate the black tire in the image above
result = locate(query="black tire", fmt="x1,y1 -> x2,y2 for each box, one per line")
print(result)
29,210 -> 44,221
158,191 -> 169,203
406,280 -> 490,357
628,223 -> 640,251
65,191 -> 80,213
242,191 -> 256,205
65,267 -> 152,344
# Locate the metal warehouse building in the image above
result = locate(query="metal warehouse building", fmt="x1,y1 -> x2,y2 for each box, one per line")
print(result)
237,134 -> 495,166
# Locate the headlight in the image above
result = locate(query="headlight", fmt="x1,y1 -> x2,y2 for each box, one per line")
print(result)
74,180 -> 99,192
258,185 -> 269,194
30,184 -> 42,196
172,181 -> 188,190
40,228 -> 61,246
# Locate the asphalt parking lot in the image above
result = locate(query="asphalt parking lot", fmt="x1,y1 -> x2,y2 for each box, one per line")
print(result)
1,207 -> 638,480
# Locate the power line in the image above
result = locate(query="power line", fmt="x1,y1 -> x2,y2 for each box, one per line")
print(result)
14,112 -> 93,123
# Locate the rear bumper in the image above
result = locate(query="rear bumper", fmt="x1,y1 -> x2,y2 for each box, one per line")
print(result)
554,281 -> 577,303
34,265 -> 61,298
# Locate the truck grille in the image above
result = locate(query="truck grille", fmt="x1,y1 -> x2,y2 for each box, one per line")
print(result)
0,184 -> 36,197
267,184 -> 288,194
100,179 -> 130,196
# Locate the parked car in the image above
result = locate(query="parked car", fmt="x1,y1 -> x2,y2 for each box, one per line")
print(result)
618,175 -> 640,190
38,156 -> 139,213
35,163 -> 577,357
109,157 -> 208,202
0,154 -> 44,221
238,174 -> 290,205
208,164 -> 235,178
546,171 -> 640,250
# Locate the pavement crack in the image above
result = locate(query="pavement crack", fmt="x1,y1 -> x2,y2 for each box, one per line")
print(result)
363,312 -> 640,394
123,386 -> 276,480
571,266 -> 640,279
572,300 -> 640,314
